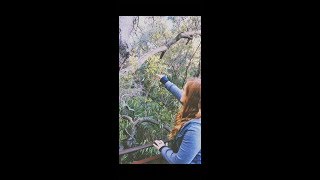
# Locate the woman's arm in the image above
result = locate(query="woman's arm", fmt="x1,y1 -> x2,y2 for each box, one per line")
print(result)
160,125 -> 201,164
159,75 -> 183,104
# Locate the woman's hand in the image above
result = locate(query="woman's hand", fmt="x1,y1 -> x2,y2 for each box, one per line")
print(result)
153,140 -> 168,150
156,74 -> 165,81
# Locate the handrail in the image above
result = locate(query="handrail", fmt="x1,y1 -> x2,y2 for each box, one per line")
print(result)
119,139 -> 171,156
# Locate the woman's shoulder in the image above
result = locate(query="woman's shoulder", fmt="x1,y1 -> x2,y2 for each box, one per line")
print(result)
179,118 -> 201,134
186,118 -> 201,131
185,118 -> 201,127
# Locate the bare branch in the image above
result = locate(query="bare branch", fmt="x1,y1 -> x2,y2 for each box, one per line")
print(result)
120,30 -> 201,74
125,128 -> 134,138
121,116 -> 171,150
183,41 -> 201,85
121,115 -> 134,124
119,55 -> 129,71
134,117 -> 171,132
186,38 -> 191,45
195,59 -> 201,77
129,16 -> 137,36
160,51 -> 166,59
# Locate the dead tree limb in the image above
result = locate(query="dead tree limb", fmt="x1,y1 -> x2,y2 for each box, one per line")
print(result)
121,30 -> 201,74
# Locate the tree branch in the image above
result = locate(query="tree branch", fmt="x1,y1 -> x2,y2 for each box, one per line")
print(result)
183,42 -> 201,85
134,117 -> 171,132
195,59 -> 201,77
121,116 -> 171,149
159,51 -> 166,59
120,115 -> 134,124
120,30 -> 201,74
119,55 -> 129,71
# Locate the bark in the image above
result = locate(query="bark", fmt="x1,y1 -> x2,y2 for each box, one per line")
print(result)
119,16 -> 135,71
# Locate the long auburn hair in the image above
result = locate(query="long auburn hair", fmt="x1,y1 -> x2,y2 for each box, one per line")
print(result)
168,78 -> 201,140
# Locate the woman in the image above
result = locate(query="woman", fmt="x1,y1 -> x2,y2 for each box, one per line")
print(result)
153,75 -> 201,164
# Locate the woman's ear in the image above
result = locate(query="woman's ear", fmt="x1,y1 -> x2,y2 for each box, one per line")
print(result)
180,91 -> 185,103
196,109 -> 201,117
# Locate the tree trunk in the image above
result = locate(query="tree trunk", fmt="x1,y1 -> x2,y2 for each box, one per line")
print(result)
119,16 -> 135,71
